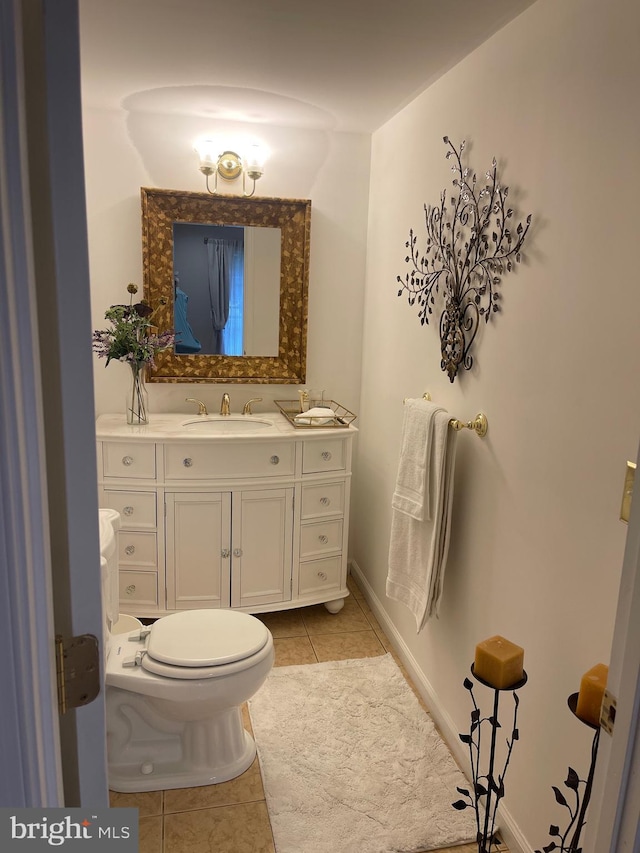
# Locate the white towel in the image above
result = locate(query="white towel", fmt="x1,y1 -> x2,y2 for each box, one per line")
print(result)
392,398 -> 445,521
386,409 -> 458,631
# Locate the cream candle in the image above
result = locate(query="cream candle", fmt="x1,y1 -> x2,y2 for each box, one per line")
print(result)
575,663 -> 608,727
474,635 -> 524,689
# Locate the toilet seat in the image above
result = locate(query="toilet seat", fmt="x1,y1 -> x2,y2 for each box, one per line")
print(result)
135,610 -> 270,680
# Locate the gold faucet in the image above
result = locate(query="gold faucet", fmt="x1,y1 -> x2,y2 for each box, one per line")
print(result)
220,393 -> 231,416
185,397 -> 208,416
242,398 -> 263,415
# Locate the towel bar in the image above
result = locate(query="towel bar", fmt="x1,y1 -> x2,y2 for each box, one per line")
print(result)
403,393 -> 488,438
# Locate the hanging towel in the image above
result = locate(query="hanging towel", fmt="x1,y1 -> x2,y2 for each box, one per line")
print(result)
386,408 -> 458,631
391,398 -> 445,521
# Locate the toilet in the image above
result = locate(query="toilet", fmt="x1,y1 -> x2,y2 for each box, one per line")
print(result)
98,509 -> 274,793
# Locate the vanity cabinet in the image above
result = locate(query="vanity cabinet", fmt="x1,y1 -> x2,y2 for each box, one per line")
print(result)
96,414 -> 355,617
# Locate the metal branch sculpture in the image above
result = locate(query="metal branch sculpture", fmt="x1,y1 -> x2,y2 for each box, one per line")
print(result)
453,675 -> 524,853
397,137 -> 532,382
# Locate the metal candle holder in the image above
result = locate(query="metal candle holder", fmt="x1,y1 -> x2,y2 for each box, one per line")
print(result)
453,665 -> 527,853
534,694 -> 601,853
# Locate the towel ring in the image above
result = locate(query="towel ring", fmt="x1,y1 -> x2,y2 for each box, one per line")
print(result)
403,393 -> 488,438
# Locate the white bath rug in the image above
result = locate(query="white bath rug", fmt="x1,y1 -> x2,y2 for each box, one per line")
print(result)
248,653 -> 477,853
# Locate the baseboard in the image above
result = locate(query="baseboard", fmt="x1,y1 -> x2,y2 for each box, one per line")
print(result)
349,559 -> 533,853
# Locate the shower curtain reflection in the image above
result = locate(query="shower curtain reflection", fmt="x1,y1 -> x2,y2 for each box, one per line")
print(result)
206,237 -> 244,356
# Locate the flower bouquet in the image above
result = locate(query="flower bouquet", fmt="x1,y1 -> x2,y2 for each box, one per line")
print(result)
93,284 -> 174,424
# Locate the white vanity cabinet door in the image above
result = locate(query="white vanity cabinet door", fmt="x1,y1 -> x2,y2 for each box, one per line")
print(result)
165,492 -> 231,610
231,488 -> 294,609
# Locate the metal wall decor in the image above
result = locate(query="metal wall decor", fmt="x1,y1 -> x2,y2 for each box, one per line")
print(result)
397,137 -> 532,382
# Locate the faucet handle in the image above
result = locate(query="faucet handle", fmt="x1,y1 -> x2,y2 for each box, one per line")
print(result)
185,397 -> 208,416
242,398 -> 263,415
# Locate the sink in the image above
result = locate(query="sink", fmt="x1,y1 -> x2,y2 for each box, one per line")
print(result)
181,416 -> 274,434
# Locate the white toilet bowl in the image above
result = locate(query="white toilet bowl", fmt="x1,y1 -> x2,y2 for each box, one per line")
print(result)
98,509 -> 274,793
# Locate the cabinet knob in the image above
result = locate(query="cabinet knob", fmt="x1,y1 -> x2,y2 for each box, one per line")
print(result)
320,497 -> 331,506
125,584 -> 136,595
124,544 -> 136,555
317,571 -> 327,581
321,450 -> 332,461
270,455 -> 280,465
221,549 -> 230,558
319,534 -> 329,544
183,457 -> 193,467
123,505 -> 134,516
233,548 -> 243,558
122,455 -> 134,466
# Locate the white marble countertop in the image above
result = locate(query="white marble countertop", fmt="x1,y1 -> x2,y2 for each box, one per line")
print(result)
96,412 -> 358,442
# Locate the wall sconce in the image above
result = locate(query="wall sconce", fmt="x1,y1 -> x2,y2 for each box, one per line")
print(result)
194,140 -> 268,197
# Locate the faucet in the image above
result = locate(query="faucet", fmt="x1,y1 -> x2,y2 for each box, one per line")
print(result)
220,393 -> 231,416
242,398 -> 263,415
185,397 -> 208,416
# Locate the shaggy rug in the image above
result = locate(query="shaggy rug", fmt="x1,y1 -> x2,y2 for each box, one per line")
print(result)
248,654 -> 477,853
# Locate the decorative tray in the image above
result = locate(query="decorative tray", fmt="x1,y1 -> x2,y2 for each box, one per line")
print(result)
275,400 -> 357,429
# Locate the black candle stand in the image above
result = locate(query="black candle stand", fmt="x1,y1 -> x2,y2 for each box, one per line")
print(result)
534,694 -> 600,853
453,665 -> 527,853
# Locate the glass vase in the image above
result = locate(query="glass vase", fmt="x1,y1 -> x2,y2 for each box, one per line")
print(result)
126,362 -> 149,425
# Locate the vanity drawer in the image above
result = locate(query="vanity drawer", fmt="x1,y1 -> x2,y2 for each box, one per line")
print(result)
298,556 -> 342,596
117,531 -> 157,568
102,490 -> 156,529
300,519 -> 343,559
302,438 -> 347,474
119,571 -> 158,607
301,482 -> 345,519
164,442 -> 295,480
103,442 -> 156,480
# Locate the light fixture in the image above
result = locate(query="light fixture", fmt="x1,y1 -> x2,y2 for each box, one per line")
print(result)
194,139 -> 268,197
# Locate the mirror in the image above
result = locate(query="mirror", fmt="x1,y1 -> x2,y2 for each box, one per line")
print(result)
141,188 -> 311,383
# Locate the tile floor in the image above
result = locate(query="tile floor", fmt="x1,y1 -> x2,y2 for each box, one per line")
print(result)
110,576 -> 509,853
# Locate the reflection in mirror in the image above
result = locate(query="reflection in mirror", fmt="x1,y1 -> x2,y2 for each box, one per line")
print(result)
173,223 -> 281,357
141,188 -> 310,383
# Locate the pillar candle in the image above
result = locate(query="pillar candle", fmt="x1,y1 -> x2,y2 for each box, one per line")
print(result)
575,663 -> 608,726
474,635 -> 524,689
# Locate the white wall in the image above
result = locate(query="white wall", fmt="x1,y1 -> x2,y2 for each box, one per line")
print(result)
352,0 -> 640,849
83,111 -> 370,416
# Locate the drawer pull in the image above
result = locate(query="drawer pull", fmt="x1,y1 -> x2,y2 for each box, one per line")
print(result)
125,545 -> 136,556
183,457 -> 193,468
320,497 -> 331,506
317,571 -> 328,581
123,505 -> 134,516
270,455 -> 280,465
122,455 -> 134,466
221,549 -> 230,558
125,584 -> 136,595
321,451 -> 332,461
319,534 -> 329,544
233,548 -> 243,558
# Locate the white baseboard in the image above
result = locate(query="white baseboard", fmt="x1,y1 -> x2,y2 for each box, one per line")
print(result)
349,559 -> 533,853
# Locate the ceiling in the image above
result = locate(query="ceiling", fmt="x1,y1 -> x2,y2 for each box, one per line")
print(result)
78,0 -> 537,134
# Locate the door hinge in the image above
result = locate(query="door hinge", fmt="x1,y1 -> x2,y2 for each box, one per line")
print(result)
620,461 -> 636,523
600,689 -> 617,735
55,634 -> 101,715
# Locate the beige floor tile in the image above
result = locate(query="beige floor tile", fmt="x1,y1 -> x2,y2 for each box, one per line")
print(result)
309,629 -> 386,662
256,608 -> 307,638
301,596 -> 371,635
163,757 -> 264,814
346,573 -> 365,599
164,801 -> 274,853
109,789 -> 163,817
138,815 -> 162,853
241,702 -> 253,735
272,635 -> 317,666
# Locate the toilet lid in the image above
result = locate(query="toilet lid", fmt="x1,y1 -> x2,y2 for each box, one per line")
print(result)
145,610 -> 270,668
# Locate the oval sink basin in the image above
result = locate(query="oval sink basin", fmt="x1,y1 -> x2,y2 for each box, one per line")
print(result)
181,417 -> 273,434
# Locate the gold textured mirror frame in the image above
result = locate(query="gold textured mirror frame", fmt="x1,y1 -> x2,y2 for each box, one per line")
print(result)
141,188 -> 311,383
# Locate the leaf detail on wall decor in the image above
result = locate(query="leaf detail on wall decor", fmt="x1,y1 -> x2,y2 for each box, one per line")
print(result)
396,138 -> 533,382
